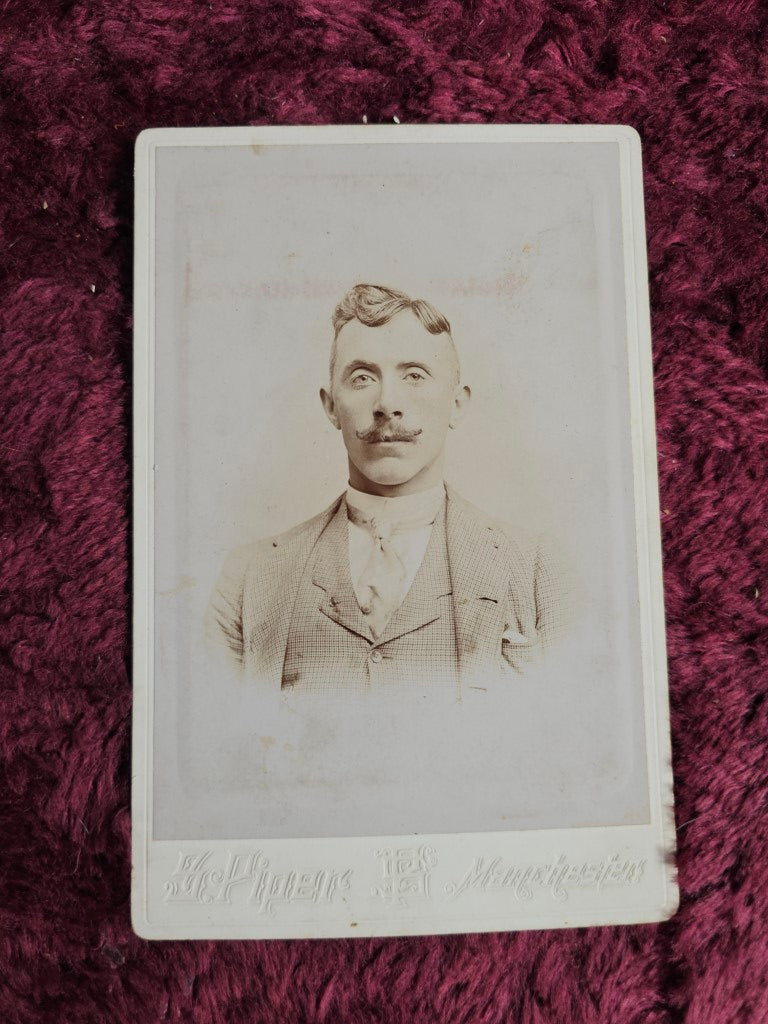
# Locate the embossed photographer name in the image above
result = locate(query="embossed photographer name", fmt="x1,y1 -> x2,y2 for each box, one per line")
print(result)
163,851 -> 352,916
445,854 -> 646,903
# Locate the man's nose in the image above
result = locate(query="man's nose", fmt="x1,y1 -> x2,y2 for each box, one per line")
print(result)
373,379 -> 403,418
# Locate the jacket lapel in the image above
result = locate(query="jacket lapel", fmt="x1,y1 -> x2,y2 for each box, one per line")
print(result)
312,500 -> 374,642
243,497 -> 342,688
445,488 -> 510,682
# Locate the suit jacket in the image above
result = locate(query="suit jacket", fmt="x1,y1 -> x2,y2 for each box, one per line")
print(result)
205,486 -> 571,690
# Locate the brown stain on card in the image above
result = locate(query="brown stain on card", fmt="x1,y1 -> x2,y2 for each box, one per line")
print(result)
158,575 -> 198,598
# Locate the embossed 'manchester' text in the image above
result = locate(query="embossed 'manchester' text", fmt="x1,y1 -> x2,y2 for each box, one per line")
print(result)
445,853 -> 646,903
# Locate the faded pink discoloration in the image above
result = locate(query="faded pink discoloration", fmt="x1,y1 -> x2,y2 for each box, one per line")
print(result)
1,0 -> 767,1021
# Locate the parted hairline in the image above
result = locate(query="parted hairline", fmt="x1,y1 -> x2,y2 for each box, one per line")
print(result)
330,283 -> 458,381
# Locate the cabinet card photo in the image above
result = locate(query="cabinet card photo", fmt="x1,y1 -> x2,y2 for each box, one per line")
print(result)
132,124 -> 677,939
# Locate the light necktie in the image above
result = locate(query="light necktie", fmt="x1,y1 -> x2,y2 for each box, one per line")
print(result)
346,503 -> 440,639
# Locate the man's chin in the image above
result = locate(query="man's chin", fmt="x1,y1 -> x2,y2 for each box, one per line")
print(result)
354,458 -> 422,490
364,468 -> 415,487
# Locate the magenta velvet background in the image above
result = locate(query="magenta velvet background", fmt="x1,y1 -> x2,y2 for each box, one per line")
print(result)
1,1 -> 767,1021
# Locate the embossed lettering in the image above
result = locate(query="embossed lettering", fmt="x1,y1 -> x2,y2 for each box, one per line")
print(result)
372,846 -> 437,907
163,851 -> 352,915
445,853 -> 646,903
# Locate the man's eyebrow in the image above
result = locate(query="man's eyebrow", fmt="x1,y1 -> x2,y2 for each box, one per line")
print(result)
396,361 -> 432,372
341,360 -> 380,377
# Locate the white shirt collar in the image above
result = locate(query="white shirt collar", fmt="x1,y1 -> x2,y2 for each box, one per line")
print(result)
345,482 -> 446,524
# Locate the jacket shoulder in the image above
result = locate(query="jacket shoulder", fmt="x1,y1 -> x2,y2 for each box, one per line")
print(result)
222,497 -> 343,573
446,487 -> 538,555
204,497 -> 343,665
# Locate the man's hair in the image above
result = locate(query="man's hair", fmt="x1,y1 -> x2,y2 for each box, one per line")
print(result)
329,283 -> 457,381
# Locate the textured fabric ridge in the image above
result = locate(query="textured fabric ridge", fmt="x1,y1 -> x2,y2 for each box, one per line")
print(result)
1,1 -> 767,1021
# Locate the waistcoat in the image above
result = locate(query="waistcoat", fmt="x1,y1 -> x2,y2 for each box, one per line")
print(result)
281,499 -> 459,696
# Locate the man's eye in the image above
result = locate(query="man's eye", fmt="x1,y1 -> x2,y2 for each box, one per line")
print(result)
350,373 -> 373,386
405,370 -> 426,382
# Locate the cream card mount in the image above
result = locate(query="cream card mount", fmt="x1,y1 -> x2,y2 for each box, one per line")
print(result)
132,124 -> 677,939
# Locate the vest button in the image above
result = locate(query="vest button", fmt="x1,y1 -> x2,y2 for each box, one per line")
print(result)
370,649 -> 383,664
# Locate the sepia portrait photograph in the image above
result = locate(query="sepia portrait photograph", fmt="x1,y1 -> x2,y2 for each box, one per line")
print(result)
133,125 -> 676,938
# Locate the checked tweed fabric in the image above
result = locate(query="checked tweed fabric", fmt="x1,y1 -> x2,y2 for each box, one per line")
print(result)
281,499 -> 460,695
206,487 -> 571,693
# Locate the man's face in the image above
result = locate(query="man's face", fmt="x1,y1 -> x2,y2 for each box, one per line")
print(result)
320,311 -> 470,495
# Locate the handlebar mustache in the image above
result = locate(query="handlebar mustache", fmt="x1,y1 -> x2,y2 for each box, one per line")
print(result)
356,426 -> 423,442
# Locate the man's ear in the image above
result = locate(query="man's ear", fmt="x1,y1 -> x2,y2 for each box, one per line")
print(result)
449,384 -> 471,429
320,387 -> 341,430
